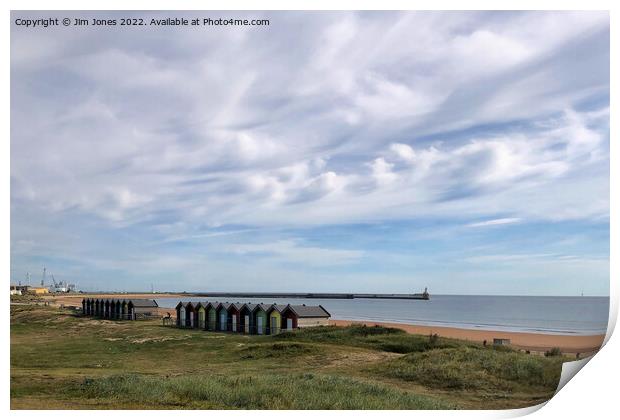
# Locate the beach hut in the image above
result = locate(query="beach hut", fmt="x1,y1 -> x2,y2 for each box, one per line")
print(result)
108,299 -> 114,319
196,302 -> 208,330
88,298 -> 94,316
104,299 -> 111,319
82,298 -> 86,315
121,300 -> 129,320
98,299 -> 104,317
175,302 -> 187,327
216,303 -> 232,331
114,300 -> 122,319
117,300 -> 124,319
107,299 -> 115,319
252,304 -> 271,335
240,304 -> 256,334
282,304 -> 331,329
109,299 -> 116,319
202,302 -> 216,331
127,299 -> 158,320
186,302 -> 198,328
207,302 -> 218,331
229,303 -> 243,333
267,304 -> 287,335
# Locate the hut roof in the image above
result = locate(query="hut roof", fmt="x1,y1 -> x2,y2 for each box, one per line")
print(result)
288,304 -> 331,318
255,303 -> 272,312
218,302 -> 233,311
230,303 -> 245,311
269,304 -> 288,313
129,299 -> 158,308
243,303 -> 258,312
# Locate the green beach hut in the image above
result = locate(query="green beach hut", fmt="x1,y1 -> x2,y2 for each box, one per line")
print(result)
253,304 -> 271,335
207,302 -> 218,331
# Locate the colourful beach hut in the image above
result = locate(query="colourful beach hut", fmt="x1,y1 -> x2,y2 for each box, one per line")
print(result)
207,302 -> 218,331
187,302 -> 199,328
229,303 -> 243,333
216,303 -> 232,331
253,304 -> 271,335
267,304 -> 287,335
240,304 -> 255,334
196,302 -> 207,330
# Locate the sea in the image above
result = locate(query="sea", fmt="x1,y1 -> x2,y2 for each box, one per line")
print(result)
155,295 -> 610,336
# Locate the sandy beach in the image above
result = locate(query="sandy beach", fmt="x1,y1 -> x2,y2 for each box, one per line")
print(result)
331,319 -> 605,356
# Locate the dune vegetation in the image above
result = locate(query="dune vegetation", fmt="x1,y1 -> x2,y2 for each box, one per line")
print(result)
10,305 -> 566,409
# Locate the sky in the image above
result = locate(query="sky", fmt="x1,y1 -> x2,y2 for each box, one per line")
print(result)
10,11 -> 610,295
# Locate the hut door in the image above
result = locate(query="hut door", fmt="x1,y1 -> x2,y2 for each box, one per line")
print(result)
244,316 -> 250,333
190,312 -> 194,328
180,307 -> 186,327
257,317 -> 263,335
271,317 -> 278,334
232,315 -> 237,332
220,313 -> 226,331
287,318 -> 293,331
199,311 -> 205,329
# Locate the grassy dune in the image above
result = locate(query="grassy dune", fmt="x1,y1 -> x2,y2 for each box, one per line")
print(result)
10,305 -> 565,409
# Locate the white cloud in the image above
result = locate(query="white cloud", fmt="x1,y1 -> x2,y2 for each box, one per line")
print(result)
467,218 -> 522,228
229,240 -> 364,267
389,143 -> 416,163
10,11 -> 609,290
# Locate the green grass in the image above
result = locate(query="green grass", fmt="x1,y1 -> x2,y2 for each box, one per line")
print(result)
373,347 -> 564,392
77,373 -> 454,409
238,342 -> 318,359
10,305 -> 565,410
276,324 -> 469,354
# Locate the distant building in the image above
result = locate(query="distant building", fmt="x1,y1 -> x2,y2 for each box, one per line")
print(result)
10,286 -> 22,295
30,287 -> 50,295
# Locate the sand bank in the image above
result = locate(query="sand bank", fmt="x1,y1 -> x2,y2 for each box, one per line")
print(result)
330,319 -> 605,356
